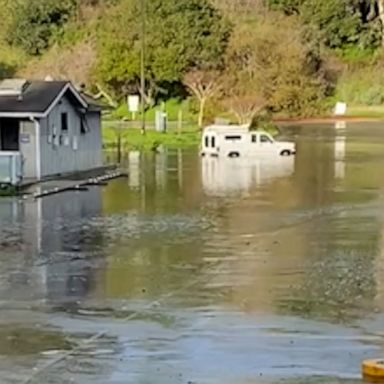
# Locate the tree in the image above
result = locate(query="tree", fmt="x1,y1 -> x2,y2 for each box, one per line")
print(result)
73,0 -> 118,22
94,0 -> 231,101
223,94 -> 266,124
378,0 -> 384,45
8,0 -> 77,55
0,62 -> 16,79
266,0 -> 384,50
363,0 -> 384,47
183,70 -> 222,128
213,0 -> 265,15
223,15 -> 329,117
265,0 -> 304,14
19,40 -> 96,86
299,0 -> 381,50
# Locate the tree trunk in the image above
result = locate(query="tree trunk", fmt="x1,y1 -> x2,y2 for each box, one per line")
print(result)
198,98 -> 206,129
378,0 -> 384,46
232,111 -> 241,124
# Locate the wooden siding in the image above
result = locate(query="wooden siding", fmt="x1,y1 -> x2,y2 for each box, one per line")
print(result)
39,94 -> 102,178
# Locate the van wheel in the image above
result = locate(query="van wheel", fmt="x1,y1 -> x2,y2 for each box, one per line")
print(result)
280,150 -> 291,156
228,152 -> 240,158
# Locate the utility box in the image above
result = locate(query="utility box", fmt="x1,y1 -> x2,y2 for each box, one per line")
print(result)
0,152 -> 23,186
155,111 -> 167,133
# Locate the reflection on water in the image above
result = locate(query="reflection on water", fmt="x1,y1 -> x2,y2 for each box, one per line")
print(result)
1,122 -> 384,383
0,325 -> 72,355
201,156 -> 295,196
335,123 -> 346,179
0,189 -> 105,309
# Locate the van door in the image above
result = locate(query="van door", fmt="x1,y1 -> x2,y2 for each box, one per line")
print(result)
250,133 -> 260,156
259,133 -> 274,155
223,134 -> 242,156
203,134 -> 218,155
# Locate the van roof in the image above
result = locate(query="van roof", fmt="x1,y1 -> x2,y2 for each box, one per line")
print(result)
204,124 -> 250,134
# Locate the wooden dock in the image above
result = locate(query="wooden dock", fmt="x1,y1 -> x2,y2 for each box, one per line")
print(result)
31,171 -> 128,199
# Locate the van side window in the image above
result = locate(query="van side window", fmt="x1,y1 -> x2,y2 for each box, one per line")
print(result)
251,135 -> 258,143
205,136 -> 209,148
225,135 -> 241,141
260,135 -> 273,143
211,136 -> 216,148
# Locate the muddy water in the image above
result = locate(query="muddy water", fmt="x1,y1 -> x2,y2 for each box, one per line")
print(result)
0,122 -> 384,383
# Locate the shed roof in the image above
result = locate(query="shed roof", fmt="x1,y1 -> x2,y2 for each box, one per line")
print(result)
81,92 -> 110,112
0,80 -> 101,117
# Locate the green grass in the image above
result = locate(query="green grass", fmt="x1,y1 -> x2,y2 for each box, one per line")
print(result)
345,105 -> 384,118
335,66 -> 384,108
105,97 -> 198,123
0,185 -> 19,196
102,125 -> 201,150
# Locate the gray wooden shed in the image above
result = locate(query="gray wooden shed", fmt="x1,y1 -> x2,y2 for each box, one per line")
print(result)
0,79 -> 103,183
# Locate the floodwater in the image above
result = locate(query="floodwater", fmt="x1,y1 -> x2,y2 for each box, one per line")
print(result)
1,122 -> 384,383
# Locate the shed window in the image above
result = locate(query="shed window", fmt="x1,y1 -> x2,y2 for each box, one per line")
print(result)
61,113 -> 68,132
225,135 -> 241,141
80,116 -> 87,135
205,136 -> 209,148
211,136 -> 216,148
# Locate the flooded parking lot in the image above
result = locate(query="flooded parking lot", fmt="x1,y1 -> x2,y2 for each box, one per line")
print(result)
0,122 -> 384,383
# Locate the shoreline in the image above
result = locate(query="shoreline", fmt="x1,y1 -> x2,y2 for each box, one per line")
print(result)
101,115 -> 384,150
274,116 -> 384,124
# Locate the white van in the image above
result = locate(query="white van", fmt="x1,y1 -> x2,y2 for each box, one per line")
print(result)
201,124 -> 296,158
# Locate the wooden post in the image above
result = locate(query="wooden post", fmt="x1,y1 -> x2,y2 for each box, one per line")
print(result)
178,109 -> 183,135
140,0 -> 146,135
178,148 -> 183,189
116,124 -> 122,164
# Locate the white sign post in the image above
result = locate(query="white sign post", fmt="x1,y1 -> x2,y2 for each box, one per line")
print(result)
128,95 -> 140,120
334,101 -> 347,116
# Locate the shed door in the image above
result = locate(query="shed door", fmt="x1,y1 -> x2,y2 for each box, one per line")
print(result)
19,121 -> 37,179
0,119 -> 19,151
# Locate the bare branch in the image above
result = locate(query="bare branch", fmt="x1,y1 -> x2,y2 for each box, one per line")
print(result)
223,94 -> 266,124
183,69 -> 223,127
183,70 -> 222,102
94,83 -> 118,108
